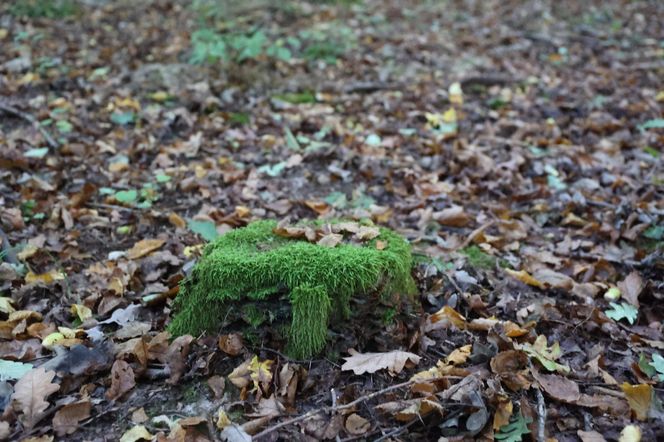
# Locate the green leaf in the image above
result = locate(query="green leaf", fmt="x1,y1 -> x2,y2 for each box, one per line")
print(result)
365,134 -> 382,146
495,410 -> 532,442
0,359 -> 33,381
638,118 -> 664,131
643,225 -> 664,240
605,301 -> 638,325
114,189 -> 138,204
24,147 -> 49,158
639,353 -> 657,377
643,146 -> 660,158
284,127 -> 301,151
187,219 -> 219,242
56,120 -> 73,133
257,161 -> 287,177
155,174 -> 171,183
651,353 -> 664,382
110,111 -> 136,125
518,335 -> 570,374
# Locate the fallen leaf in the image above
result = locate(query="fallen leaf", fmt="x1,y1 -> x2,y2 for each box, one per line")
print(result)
532,370 -> 581,402
208,375 -> 225,399
25,269 -> 65,285
0,297 -> 16,314
219,333 -> 244,356
426,305 -> 466,331
341,350 -> 420,375
127,239 -> 165,260
532,268 -> 574,290
620,383 -> 652,421
119,425 -> 152,442
317,233 -> 343,248
355,226 -> 380,241
619,424 -> 642,442
433,205 -> 470,227
11,367 -> 60,428
106,360 -> 136,401
618,271 -> 644,308
52,399 -> 92,436
577,430 -> 607,442
345,413 -> 370,435
516,335 -> 570,374
166,334 -> 194,384
505,268 -> 546,289
70,304 -> 93,322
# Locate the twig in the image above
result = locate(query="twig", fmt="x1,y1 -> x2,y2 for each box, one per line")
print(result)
454,220 -> 495,251
253,379 -> 416,440
535,388 -> 546,442
0,102 -> 59,149
373,419 -> 419,442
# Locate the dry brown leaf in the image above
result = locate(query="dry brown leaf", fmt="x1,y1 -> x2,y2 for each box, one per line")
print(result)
578,430 -> 608,442
131,407 -> 149,424
426,306 -> 466,331
127,239 -> 165,260
505,268 -> 546,289
532,268 -> 574,290
620,383 -> 652,421
52,399 -> 92,436
106,360 -> 136,401
219,333 -> 244,356
341,350 -> 420,375
493,397 -> 513,430
345,413 -> 370,435
207,375 -> 225,399
317,233 -> 343,248
532,370 -> 581,402
433,205 -> 470,227
618,271 -> 644,308
11,367 -> 60,428
166,334 -> 194,384
168,212 -> 187,229
355,226 -> 380,241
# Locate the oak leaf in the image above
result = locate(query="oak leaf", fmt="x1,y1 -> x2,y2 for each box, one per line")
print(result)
11,367 -> 60,428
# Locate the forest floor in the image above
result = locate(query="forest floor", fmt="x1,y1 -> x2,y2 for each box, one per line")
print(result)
0,0 -> 663,441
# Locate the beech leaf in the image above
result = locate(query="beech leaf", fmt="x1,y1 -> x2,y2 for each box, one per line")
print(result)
341,350 -> 421,375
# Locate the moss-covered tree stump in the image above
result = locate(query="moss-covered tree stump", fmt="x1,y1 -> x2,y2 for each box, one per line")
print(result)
168,220 -> 417,358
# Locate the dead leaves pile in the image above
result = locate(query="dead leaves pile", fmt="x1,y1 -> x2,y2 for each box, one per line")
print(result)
273,219 -> 382,249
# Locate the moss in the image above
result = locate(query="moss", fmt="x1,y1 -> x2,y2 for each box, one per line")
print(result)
460,245 -> 497,269
169,220 -> 416,358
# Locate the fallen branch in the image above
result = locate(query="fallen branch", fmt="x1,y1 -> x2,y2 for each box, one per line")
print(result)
0,101 -> 59,149
535,388 -> 546,442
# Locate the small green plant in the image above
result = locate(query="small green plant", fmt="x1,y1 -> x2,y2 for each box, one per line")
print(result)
10,0 -> 78,18
460,245 -> 497,270
169,220 -> 417,358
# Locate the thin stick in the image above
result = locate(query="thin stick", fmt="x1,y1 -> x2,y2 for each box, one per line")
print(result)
0,102 -> 59,149
535,388 -> 546,442
454,220 -> 495,251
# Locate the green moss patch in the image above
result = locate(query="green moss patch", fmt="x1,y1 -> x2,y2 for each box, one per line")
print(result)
169,220 -> 416,358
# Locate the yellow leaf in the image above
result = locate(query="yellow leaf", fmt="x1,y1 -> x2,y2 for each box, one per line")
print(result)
428,306 -> 466,330
505,268 -> 546,289
619,424 -> 642,442
25,269 -> 65,285
8,310 -> 42,322
446,345 -> 471,365
184,244 -> 204,258
119,425 -> 152,442
70,304 -> 92,322
449,82 -> 463,105
168,212 -> 186,229
149,91 -> 170,102
442,107 -> 457,123
126,239 -> 165,260
114,96 -> 141,111
216,409 -> 232,430
656,91 -> 664,102
0,297 -> 15,315
493,397 -> 513,430
249,356 -> 274,391
17,244 -> 39,260
620,383 -> 652,421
